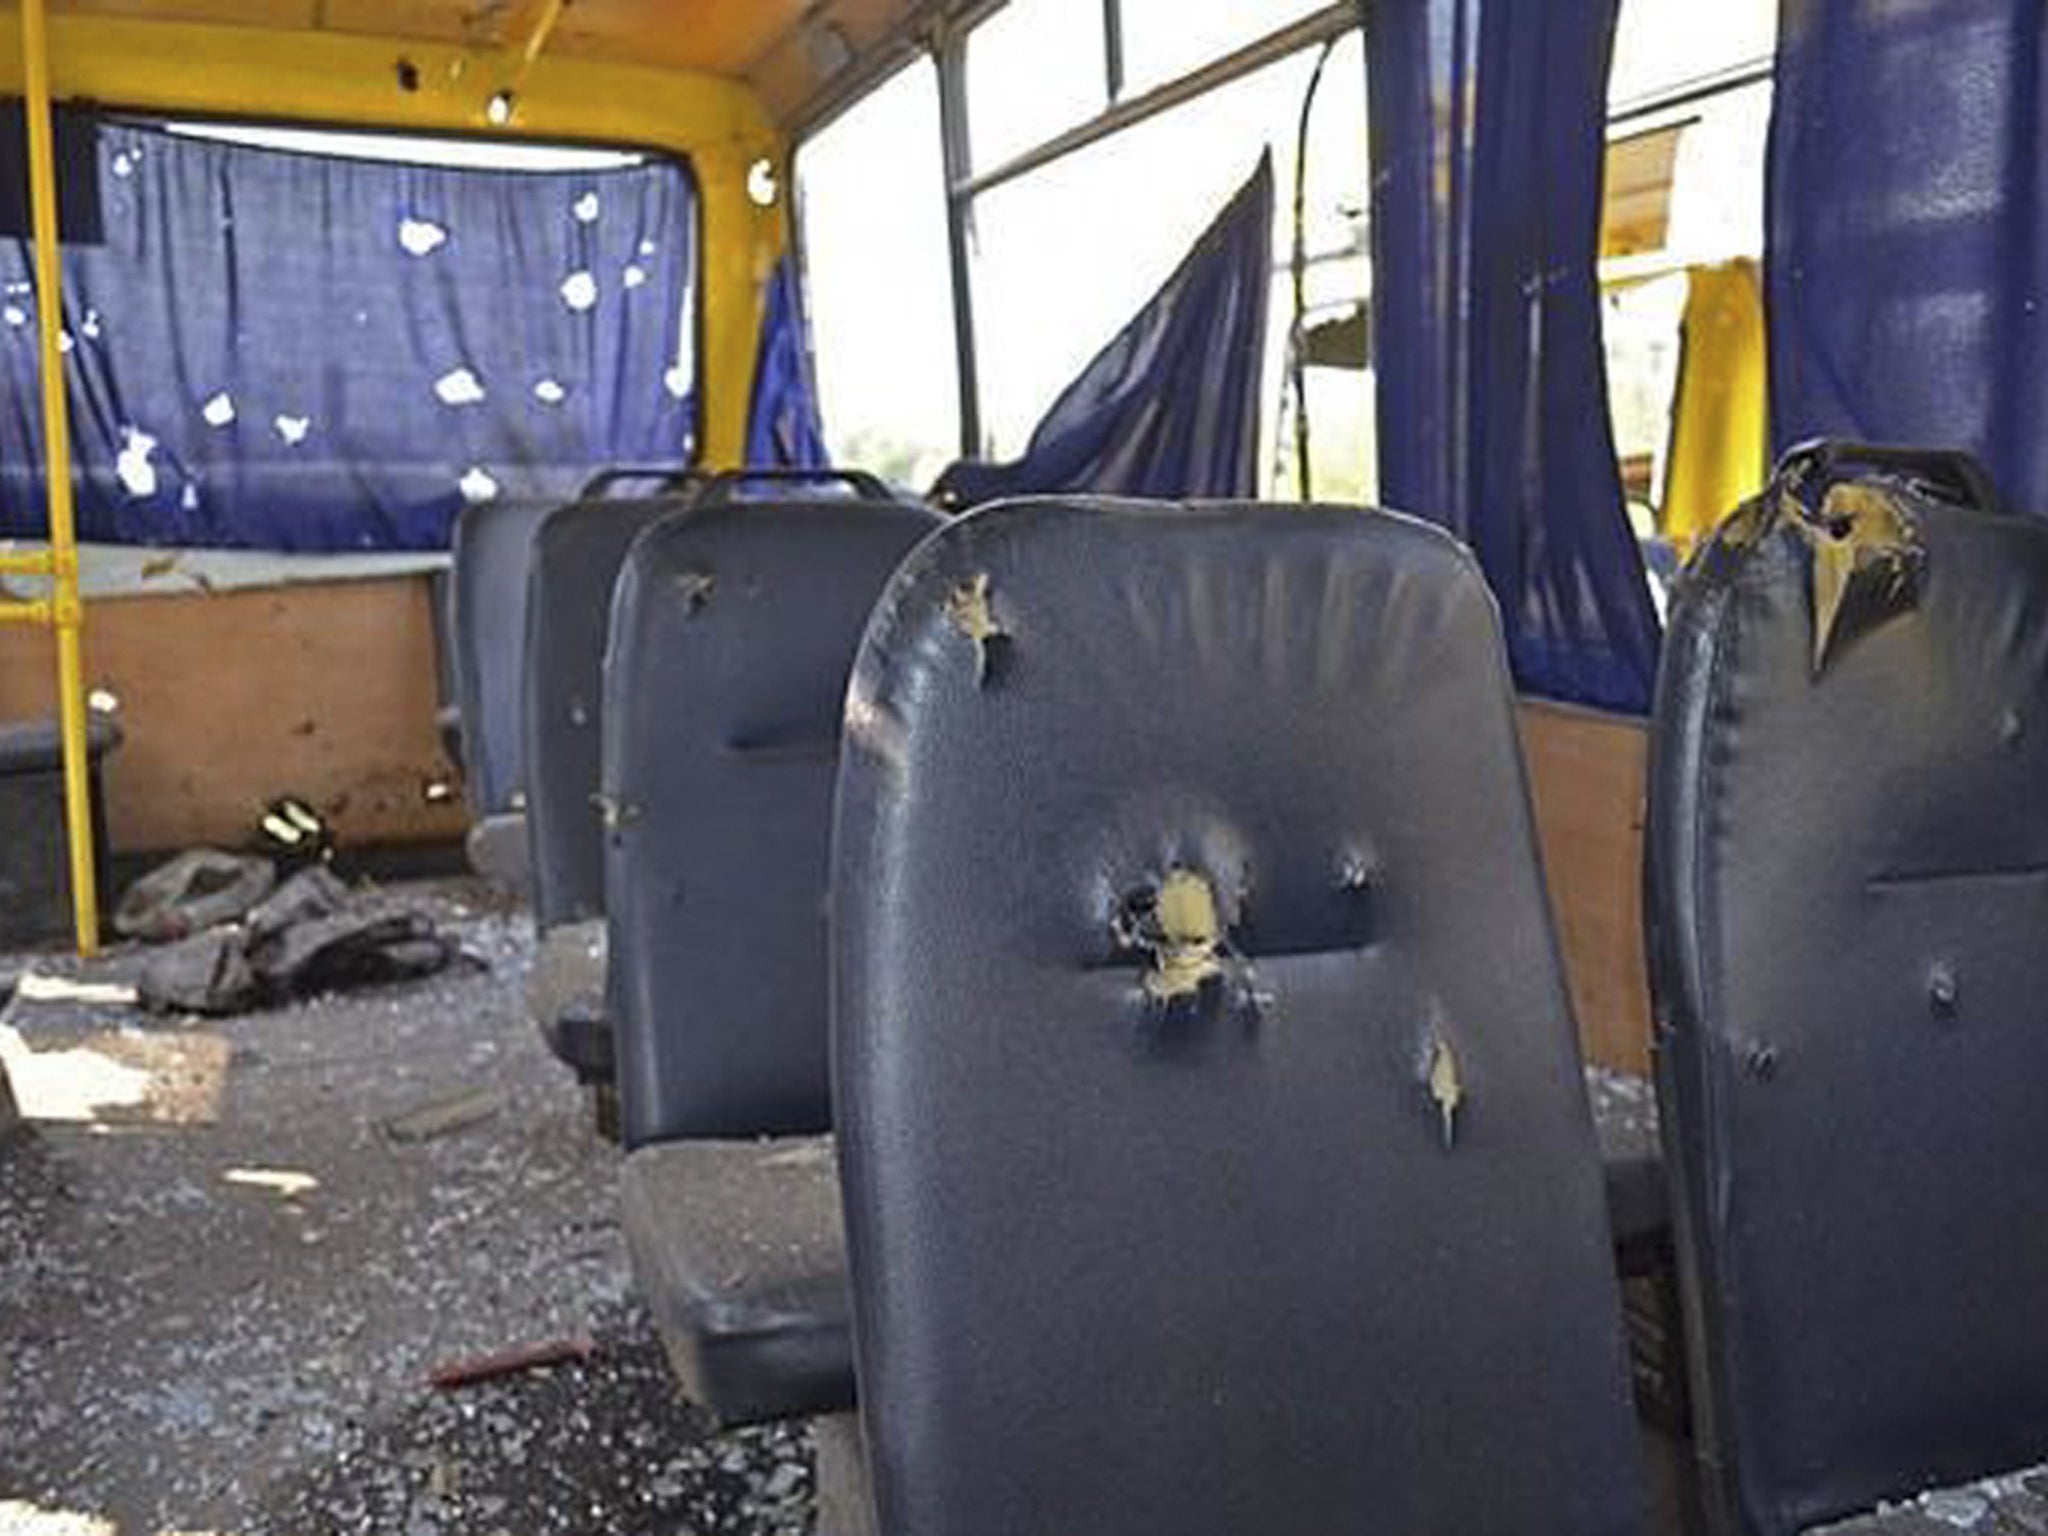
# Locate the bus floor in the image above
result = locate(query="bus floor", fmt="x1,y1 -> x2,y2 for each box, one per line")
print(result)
0,880 -> 811,1536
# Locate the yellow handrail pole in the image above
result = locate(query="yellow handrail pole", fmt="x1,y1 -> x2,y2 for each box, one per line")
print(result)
20,0 -> 99,956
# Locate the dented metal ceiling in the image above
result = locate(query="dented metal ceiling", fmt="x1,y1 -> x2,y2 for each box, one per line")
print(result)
44,0 -> 946,126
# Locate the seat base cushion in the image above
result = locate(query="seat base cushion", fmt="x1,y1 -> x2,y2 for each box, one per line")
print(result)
613,1086 -> 1655,1434
622,1135 -> 852,1427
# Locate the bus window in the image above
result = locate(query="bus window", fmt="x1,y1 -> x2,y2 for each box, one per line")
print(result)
1116,0 -> 1331,100
1604,273 -> 1690,522
1600,0 -> 1774,539
966,0 -> 1108,173
796,63 -> 961,490
1284,31 -> 1373,504
966,28 -> 1370,500
1609,0 -> 1775,106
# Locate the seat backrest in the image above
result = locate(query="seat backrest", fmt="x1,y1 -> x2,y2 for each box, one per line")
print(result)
1647,452 -> 2048,1536
450,496 -> 557,814
523,493 -> 692,927
833,498 -> 1647,1536
604,495 -> 942,1147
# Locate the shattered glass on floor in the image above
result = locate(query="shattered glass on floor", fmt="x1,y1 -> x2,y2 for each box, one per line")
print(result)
0,880 -> 814,1535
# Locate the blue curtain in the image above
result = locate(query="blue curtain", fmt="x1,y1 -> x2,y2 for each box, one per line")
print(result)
1770,2 -> 2048,512
0,120 -> 697,551
1367,0 -> 1660,713
745,251 -> 828,469
932,153 -> 1273,507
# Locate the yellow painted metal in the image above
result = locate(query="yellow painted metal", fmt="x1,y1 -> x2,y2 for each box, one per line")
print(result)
510,0 -> 569,71
0,12 -> 796,956
0,10 -> 790,465
1662,259 -> 1770,551
18,0 -> 97,952
42,0 -> 825,86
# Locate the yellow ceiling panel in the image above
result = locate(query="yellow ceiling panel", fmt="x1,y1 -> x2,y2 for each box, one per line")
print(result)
51,0 -> 322,28
48,0 -> 824,74
35,0 -> 929,127
549,0 -> 814,72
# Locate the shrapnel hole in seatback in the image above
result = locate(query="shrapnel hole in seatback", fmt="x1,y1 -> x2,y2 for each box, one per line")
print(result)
944,572 -> 1009,684
1111,868 -> 1229,1002
673,568 -> 715,613
1426,1034 -> 1464,1149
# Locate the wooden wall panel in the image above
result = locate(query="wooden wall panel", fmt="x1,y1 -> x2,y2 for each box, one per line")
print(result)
0,577 -> 466,856
0,579 -> 1657,1078
1517,699 -> 1653,1076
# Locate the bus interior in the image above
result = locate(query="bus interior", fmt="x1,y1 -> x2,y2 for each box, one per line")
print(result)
0,2 -> 2040,1534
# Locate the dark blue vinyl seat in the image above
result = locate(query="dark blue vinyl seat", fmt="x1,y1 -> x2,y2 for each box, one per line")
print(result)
605,492 -> 943,1146
523,471 -> 701,1076
1648,446 -> 2048,1536
608,485 -> 941,1426
448,495 -> 558,883
832,497 -> 1649,1536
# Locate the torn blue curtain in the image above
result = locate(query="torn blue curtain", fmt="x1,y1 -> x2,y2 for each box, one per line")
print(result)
0,119 -> 697,551
1367,0 -> 1660,712
932,153 -> 1273,507
1769,1 -> 2048,513
745,252 -> 828,470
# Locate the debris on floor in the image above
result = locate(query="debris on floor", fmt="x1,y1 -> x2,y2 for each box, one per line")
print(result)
115,859 -> 462,1016
383,1085 -> 507,1145
0,879 -> 815,1535
114,847 -> 276,942
0,1019 -> 231,1126
428,1334 -> 597,1390
258,795 -> 336,866
11,973 -> 139,1008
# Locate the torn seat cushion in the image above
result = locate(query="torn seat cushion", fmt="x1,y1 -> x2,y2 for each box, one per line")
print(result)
832,500 -> 1647,1536
1650,489 -> 2048,1536
620,1135 -> 851,1427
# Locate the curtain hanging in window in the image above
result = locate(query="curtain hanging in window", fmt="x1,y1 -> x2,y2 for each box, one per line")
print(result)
745,251 -> 828,469
0,119 -> 697,551
1367,0 -> 1661,713
1769,0 -> 2048,513
932,153 -> 1273,507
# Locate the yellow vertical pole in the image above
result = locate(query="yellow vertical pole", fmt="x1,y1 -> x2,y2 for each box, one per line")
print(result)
1660,260 -> 1770,553
20,0 -> 99,956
